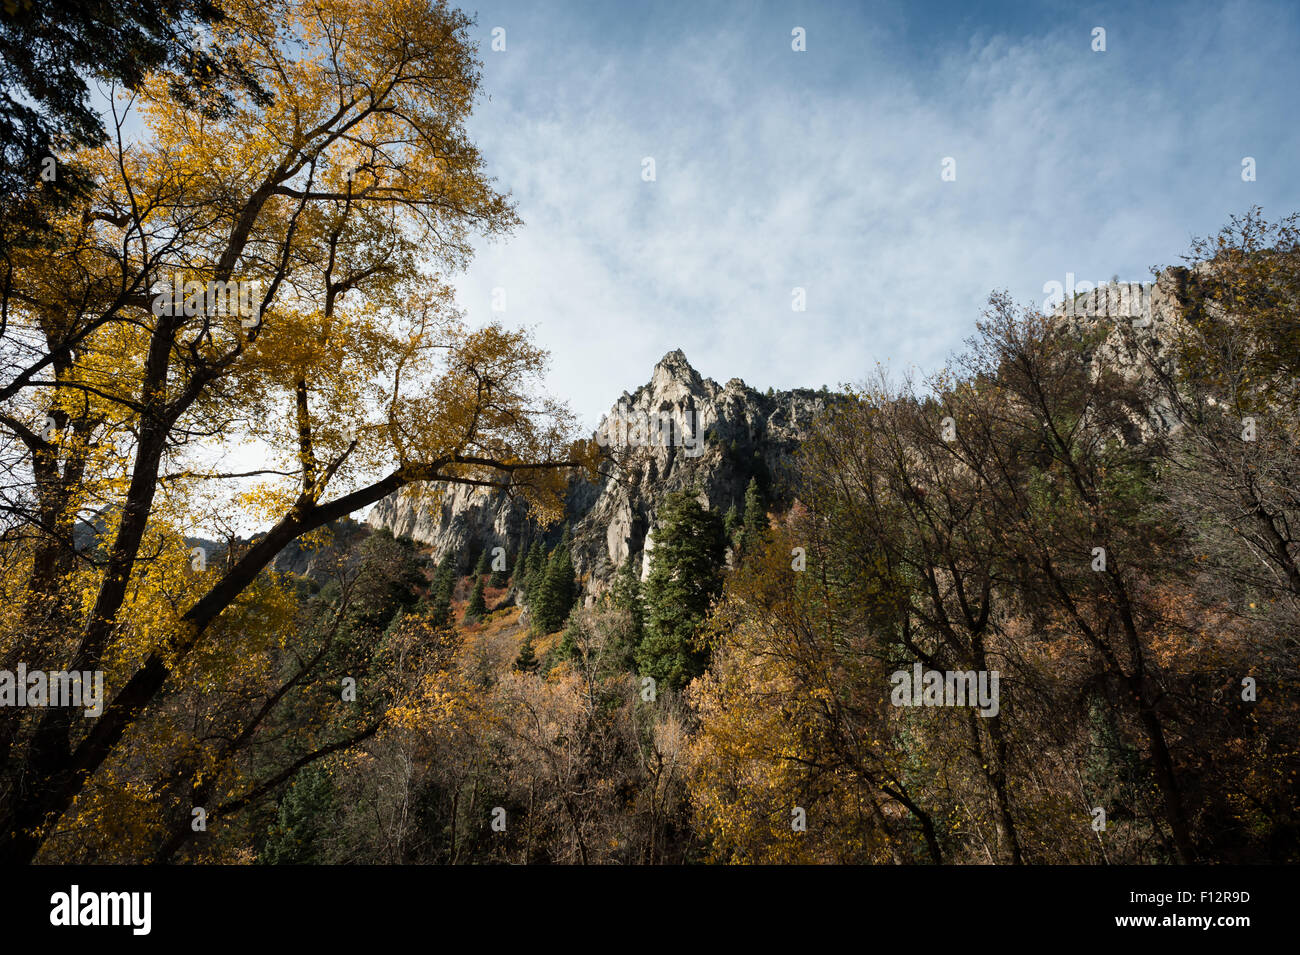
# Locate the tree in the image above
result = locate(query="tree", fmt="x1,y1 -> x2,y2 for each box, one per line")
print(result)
690,521 -> 945,863
531,542 -> 576,634
723,503 -> 740,545
0,0 -> 266,256
463,575 -> 487,624
345,530 -> 426,632
690,269 -> 1300,863
474,548 -> 491,578
637,491 -> 724,689
0,0 -> 598,864
1150,209 -> 1300,624
260,766 -> 337,864
426,552 -> 455,627
739,476 -> 768,555
513,637 -> 539,673
602,552 -> 643,671
524,541 -> 546,595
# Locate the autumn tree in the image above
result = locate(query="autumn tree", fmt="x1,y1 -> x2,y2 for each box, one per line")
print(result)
690,274 -> 1300,863
0,0 -> 596,863
690,512 -> 948,863
1146,209 -> 1300,656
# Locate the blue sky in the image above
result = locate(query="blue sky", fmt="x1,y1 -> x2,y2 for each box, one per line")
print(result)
444,0 -> 1300,426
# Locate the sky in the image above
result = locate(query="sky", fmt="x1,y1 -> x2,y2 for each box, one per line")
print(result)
441,0 -> 1300,429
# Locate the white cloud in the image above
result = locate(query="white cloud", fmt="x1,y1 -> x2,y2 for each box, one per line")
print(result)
447,2 -> 1299,428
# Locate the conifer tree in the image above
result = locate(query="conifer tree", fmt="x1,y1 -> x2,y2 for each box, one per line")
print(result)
261,768 -> 337,865
463,575 -> 488,623
740,476 -> 769,554
427,552 -> 456,626
637,491 -> 725,688
513,637 -> 539,673
603,552 -> 643,671
723,503 -> 741,550
524,541 -> 546,594
531,542 -> 577,634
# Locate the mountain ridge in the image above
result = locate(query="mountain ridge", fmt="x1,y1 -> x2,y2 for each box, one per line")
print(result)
366,347 -> 839,595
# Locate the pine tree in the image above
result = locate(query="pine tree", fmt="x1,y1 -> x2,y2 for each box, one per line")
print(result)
723,503 -> 741,548
261,767 -> 336,864
427,551 -> 455,626
532,542 -> 576,634
514,637 -> 539,673
603,552 -> 643,671
524,541 -> 546,594
463,575 -> 487,623
556,616 -> 583,663
608,552 -> 642,630
474,548 -> 491,578
637,491 -> 725,689
740,476 -> 769,555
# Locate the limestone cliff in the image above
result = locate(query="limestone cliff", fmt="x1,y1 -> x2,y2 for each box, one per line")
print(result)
366,349 -> 837,595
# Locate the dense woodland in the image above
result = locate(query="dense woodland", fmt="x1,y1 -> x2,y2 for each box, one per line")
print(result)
0,0 -> 1296,864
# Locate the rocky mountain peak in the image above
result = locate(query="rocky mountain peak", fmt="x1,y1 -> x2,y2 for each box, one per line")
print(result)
646,348 -> 708,401
367,349 -> 838,595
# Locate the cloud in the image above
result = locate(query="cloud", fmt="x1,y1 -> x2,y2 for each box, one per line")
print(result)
450,0 -> 1300,429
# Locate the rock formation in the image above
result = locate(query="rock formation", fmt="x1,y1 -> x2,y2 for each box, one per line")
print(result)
366,349 -> 838,595
368,269 -> 1203,598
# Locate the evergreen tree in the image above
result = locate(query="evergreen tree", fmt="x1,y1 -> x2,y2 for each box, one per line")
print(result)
474,548 -> 491,578
637,491 -> 725,689
524,541 -> 546,594
261,767 -> 336,864
608,552 -> 643,630
463,575 -> 487,623
531,543 -> 576,634
556,616 -> 583,664
602,552 -> 643,671
427,551 -> 455,626
723,503 -> 741,548
434,551 -> 455,588
740,476 -> 769,554
514,637 -> 540,673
